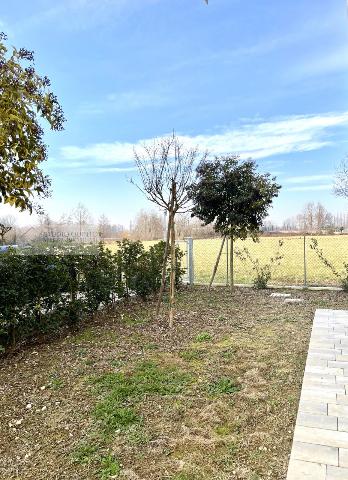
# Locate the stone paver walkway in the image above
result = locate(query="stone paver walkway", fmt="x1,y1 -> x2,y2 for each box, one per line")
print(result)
287,309 -> 348,480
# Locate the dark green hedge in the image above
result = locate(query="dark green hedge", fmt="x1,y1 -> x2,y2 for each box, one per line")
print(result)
0,240 -> 184,352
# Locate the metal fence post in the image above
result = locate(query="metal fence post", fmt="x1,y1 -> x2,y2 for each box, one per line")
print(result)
185,237 -> 194,286
304,234 -> 307,287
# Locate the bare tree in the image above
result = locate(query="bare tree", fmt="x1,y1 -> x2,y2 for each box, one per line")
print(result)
71,203 -> 92,236
98,214 -> 111,240
334,157 -> 348,199
132,134 -> 205,326
0,215 -> 15,245
131,210 -> 163,240
36,213 -> 54,241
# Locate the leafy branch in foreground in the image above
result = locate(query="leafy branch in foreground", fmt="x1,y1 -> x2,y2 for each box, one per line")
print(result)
310,238 -> 348,291
0,32 -> 65,212
235,240 -> 284,289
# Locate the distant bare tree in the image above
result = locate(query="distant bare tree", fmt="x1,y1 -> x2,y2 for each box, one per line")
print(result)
37,213 -> 54,240
131,210 -> 163,240
284,202 -> 333,233
98,214 -> 111,239
0,215 -> 16,245
71,203 -> 92,235
334,157 -> 348,199
132,134 -> 205,326
59,212 -> 73,225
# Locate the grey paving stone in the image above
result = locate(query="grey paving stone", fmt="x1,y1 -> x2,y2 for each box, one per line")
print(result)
338,418 -> 348,433
339,448 -> 348,468
304,373 -> 337,384
307,358 -> 329,367
329,405 -> 348,419
311,348 -> 342,355
302,390 -> 337,403
287,310 -> 348,480
294,426 -> 348,449
335,376 -> 348,385
292,441 -> 338,465
287,459 -> 326,480
326,465 -> 348,479
298,401 -> 328,415
336,395 -> 348,406
308,353 -> 336,360
329,361 -> 348,369
284,298 -> 304,303
297,413 -> 337,431
302,382 -> 345,393
305,366 -> 343,375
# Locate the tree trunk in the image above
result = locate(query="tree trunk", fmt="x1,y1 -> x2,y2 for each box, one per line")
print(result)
169,206 -> 176,328
209,236 -> 226,289
168,180 -> 177,327
229,235 -> 234,290
155,211 -> 173,315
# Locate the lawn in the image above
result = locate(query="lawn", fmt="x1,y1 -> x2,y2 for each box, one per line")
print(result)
1,286 -> 347,480
192,235 -> 348,287
108,235 -> 348,287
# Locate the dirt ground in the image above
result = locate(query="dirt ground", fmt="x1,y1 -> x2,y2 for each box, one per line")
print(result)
1,286 -> 347,480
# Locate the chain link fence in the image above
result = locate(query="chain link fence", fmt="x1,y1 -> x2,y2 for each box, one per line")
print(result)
180,235 -> 348,288
106,235 -> 348,288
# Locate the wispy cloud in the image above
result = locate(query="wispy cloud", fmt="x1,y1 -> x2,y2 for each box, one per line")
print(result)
285,184 -> 333,192
286,46 -> 348,81
169,9 -> 343,73
79,89 -> 170,115
71,166 -> 137,175
56,111 -> 348,173
13,0 -> 160,32
284,174 -> 333,184
60,142 -> 136,165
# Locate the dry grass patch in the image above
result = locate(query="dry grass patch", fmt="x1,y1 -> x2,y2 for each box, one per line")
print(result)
0,287 -> 347,479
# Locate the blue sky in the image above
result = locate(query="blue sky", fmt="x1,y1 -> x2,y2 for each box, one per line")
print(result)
1,0 -> 348,226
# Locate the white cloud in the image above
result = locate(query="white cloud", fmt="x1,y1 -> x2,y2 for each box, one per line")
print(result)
285,184 -> 333,192
284,174 -> 333,184
60,142 -> 135,165
70,166 -> 137,174
57,111 -> 348,172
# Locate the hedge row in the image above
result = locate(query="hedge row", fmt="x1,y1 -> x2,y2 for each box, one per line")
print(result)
0,240 -> 184,352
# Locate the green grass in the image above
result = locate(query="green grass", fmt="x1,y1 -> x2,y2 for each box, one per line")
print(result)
195,332 -> 212,343
172,474 -> 197,480
215,424 -> 231,436
108,234 -> 348,287
99,454 -> 121,479
72,442 -> 98,465
179,349 -> 206,361
92,361 -> 192,437
49,373 -> 64,390
191,235 -> 348,286
207,377 -> 241,395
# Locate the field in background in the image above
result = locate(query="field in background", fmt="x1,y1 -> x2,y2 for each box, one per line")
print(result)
106,235 -> 348,287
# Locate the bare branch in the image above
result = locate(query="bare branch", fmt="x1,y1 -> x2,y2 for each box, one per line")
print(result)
334,156 -> 348,199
